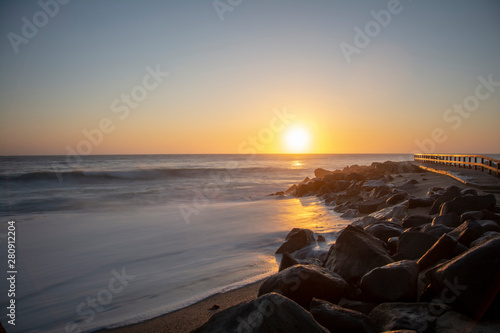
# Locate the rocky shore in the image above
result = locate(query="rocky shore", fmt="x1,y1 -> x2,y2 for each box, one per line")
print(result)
193,161 -> 500,333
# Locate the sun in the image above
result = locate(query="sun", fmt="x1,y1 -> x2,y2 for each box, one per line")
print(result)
283,125 -> 311,153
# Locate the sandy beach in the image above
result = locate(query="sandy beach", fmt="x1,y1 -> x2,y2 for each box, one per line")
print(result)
98,280 -> 264,333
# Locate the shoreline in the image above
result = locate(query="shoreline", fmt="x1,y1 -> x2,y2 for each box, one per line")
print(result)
97,279 -> 265,333
98,161 -> 500,332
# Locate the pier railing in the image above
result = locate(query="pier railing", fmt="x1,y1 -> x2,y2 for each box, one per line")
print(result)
414,153 -> 500,178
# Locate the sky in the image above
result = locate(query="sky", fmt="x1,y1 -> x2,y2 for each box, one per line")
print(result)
1,0 -> 499,155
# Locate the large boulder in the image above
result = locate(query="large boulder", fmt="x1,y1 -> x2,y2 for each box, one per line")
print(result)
434,310 -> 500,333
460,211 -> 483,223
276,228 -> 316,254
315,168 -> 332,179
387,192 -> 409,205
191,293 -> 329,333
448,220 -> 484,247
310,298 -> 377,333
482,209 -> 500,223
364,222 -> 403,243
370,204 -> 407,221
475,220 -> 500,233
369,302 -> 450,333
408,197 -> 434,209
360,260 -> 419,302
421,224 -> 454,238
278,252 -> 299,272
431,213 -> 460,228
403,216 -> 432,229
258,264 -> 348,309
359,197 -> 388,214
324,226 -> 394,284
295,179 -> 325,197
470,231 -> 500,248
396,232 -> 439,260
440,195 -> 496,216
417,234 -> 457,271
425,236 -> 500,320
429,186 -> 462,215
352,216 -> 379,228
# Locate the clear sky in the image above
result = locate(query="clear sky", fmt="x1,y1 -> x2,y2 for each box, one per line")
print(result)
1,0 -> 499,155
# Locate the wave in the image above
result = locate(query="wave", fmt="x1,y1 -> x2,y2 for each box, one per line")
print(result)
1,166 -> 296,183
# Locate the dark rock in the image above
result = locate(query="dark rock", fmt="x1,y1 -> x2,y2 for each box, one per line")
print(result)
369,186 -> 392,199
387,192 -> 409,205
403,216 -> 433,229
369,302 -> 450,333
370,204 -> 407,221
435,310 -> 500,333
341,209 -> 359,218
388,237 -> 399,254
448,220 -> 484,247
285,184 -> 297,196
397,232 -> 439,260
209,304 -> 220,310
421,224 -> 454,238
192,293 -> 328,333
440,194 -> 496,216
432,213 -> 460,228
295,179 -> 325,197
315,168 -> 332,179
298,258 -> 324,266
258,264 -> 348,309
404,179 -> 419,185
429,186 -> 462,215
408,197 -> 435,209
364,222 -> 403,243
317,234 -> 326,243
452,242 -> 469,257
475,220 -> 500,233
276,228 -> 316,254
346,172 -> 367,182
482,209 -> 500,223
360,260 -> 419,302
470,231 -> 500,248
460,188 -> 478,196
338,299 -> 379,315
352,216 -> 379,228
359,197 -> 388,214
324,226 -> 394,284
425,236 -> 500,320
459,210 -> 483,223
417,234 -> 457,271
310,298 -> 377,333
279,252 -> 299,272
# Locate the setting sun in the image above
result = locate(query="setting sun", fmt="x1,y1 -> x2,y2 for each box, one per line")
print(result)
283,125 -> 311,153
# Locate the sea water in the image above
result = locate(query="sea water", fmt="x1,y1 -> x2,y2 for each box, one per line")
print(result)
0,154 -> 410,332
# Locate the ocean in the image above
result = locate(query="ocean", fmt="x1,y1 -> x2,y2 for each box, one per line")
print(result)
0,154 -> 411,332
